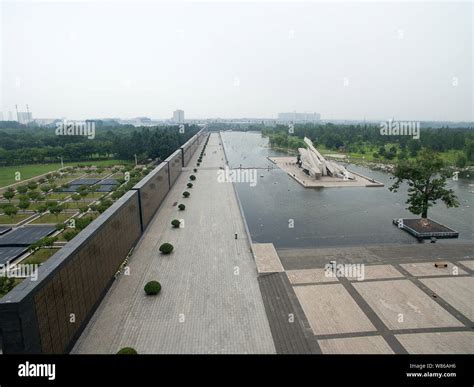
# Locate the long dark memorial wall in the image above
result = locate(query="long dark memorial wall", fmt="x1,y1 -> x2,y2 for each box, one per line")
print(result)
0,130 -> 207,354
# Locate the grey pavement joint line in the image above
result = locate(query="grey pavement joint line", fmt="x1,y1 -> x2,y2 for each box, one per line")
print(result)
313,326 -> 474,341
337,277 -> 408,354
392,263 -> 473,328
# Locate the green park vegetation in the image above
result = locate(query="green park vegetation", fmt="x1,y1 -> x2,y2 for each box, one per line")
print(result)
0,160 -> 129,188
0,123 -> 201,188
0,213 -> 32,224
22,248 -> 60,266
159,243 -> 174,254
389,150 -> 459,224
171,219 -> 181,228
31,213 -> 72,224
262,124 -> 474,167
117,347 -> 138,354
0,277 -> 23,298
144,281 -> 162,295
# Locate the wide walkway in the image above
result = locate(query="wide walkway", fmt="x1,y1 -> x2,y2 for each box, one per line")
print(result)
73,133 -> 275,354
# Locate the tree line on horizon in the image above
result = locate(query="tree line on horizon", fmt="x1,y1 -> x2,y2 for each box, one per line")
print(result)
0,124 -> 200,166
261,123 -> 474,166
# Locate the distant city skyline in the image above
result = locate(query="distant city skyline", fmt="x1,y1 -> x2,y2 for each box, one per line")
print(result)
2,1 -> 472,122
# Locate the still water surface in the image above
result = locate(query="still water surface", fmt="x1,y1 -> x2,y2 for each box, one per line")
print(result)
221,131 -> 473,249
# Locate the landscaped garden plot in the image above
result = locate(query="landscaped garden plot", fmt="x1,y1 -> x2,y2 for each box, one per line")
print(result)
31,213 -> 74,224
22,248 -> 60,265
46,193 -> 71,200
61,201 -> 88,210
0,160 -> 127,188
0,214 -> 33,225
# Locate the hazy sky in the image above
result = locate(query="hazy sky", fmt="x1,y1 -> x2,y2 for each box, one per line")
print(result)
1,0 -> 472,121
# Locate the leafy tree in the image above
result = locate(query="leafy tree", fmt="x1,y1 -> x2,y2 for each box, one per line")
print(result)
4,205 -> 18,219
71,193 -> 82,205
49,205 -> 64,220
17,185 -> 28,194
3,189 -> 15,202
35,204 -> 48,215
455,154 -> 467,168
389,150 -> 459,225
27,191 -> 42,203
18,200 -> 30,212
40,185 -> 51,194
27,182 -> 38,190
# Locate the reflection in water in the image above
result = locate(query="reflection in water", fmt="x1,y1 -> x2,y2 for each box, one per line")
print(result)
221,131 -> 474,249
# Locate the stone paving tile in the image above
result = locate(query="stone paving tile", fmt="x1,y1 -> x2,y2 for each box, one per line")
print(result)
347,264 -> 404,281
253,243 -> 284,273
353,280 -> 465,330
293,283 -> 376,336
420,277 -> 474,320
400,262 -> 466,277
457,260 -> 474,271
396,332 -> 474,354
73,134 -> 275,354
286,268 -> 339,285
278,243 -> 474,270
318,335 -> 394,354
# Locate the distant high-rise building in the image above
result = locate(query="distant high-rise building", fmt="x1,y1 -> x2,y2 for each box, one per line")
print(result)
173,109 -> 185,123
17,111 -> 33,124
278,112 -> 321,122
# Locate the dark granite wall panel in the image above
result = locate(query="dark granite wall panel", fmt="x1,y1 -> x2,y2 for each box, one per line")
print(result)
133,163 -> 170,230
0,191 -> 141,354
165,150 -> 182,187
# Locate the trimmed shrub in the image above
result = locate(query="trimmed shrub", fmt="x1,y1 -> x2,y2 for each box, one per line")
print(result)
197,163 -> 200,166
144,281 -> 162,295
189,175 -> 196,181
193,168 -> 197,173
63,229 -> 79,241
117,347 -> 138,354
187,183 -> 193,188
178,204 -> 185,211
182,191 -> 190,198
171,219 -> 181,228
159,243 -> 174,254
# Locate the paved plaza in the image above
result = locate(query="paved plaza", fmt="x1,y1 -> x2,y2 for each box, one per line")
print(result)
73,134 -> 275,354
257,243 -> 474,354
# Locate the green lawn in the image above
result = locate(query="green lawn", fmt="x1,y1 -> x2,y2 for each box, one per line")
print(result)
0,159 -> 130,188
46,193 -> 71,200
0,278 -> 23,299
22,248 -> 60,265
85,192 -> 106,199
0,213 -> 32,224
62,201 -> 88,210
31,213 -> 75,224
